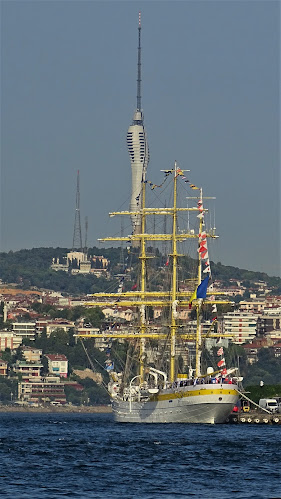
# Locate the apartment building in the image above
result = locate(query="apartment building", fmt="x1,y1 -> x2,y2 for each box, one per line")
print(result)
14,360 -> 42,380
223,312 -> 258,344
18,376 -> 66,405
22,346 -> 42,363
11,322 -> 36,341
0,331 -> 22,350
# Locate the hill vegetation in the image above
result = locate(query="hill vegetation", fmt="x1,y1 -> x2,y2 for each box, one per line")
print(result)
0,247 -> 280,295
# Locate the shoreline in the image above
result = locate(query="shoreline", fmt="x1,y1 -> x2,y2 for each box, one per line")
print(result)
0,404 -> 112,413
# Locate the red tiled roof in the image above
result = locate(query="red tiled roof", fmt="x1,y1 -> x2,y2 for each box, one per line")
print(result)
45,354 -> 68,361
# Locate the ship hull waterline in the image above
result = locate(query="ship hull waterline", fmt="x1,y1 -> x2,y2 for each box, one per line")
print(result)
112,384 -> 239,424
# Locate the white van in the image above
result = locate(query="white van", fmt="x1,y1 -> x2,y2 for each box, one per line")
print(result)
259,398 -> 278,413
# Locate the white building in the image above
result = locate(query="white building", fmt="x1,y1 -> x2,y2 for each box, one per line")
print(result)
0,331 -> 22,350
223,312 -> 258,344
50,258 -> 69,272
22,346 -> 42,363
18,376 -> 66,405
45,354 -> 68,378
11,322 -> 36,341
239,300 -> 267,313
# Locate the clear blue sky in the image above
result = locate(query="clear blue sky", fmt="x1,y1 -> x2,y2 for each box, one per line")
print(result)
1,1 -> 280,277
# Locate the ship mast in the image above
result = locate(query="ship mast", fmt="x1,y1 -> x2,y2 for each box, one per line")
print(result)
139,171 -> 147,381
170,163 -> 179,381
195,188 -> 203,377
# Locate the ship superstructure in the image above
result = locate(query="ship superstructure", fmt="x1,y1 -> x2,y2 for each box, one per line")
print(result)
127,12 -> 149,245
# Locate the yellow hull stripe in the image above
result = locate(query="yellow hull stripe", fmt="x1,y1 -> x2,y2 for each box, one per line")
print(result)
152,388 -> 238,402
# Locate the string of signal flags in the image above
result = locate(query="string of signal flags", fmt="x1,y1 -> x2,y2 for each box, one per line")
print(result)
143,168 -> 200,191
135,169 -> 200,205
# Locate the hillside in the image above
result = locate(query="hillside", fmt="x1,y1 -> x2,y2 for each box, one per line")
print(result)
0,247 -> 280,296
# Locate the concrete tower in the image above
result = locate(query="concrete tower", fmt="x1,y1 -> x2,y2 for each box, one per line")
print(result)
127,12 -> 149,245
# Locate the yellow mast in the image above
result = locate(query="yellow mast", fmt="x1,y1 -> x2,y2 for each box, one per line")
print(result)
139,173 -> 147,381
170,163 -> 179,382
195,188 -> 203,378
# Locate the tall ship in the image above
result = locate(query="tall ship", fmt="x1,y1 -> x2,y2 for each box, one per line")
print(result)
81,163 -> 240,423
79,15 -> 239,423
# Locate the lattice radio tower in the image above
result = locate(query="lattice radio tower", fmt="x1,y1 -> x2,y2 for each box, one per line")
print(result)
72,170 -> 83,251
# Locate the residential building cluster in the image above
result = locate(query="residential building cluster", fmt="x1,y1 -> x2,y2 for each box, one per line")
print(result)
0,344 -> 69,406
0,279 -> 281,400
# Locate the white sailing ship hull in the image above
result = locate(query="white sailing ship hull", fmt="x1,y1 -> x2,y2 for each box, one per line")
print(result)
112,384 -> 238,424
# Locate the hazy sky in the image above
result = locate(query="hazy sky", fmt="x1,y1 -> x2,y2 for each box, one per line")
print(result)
1,1 -> 280,277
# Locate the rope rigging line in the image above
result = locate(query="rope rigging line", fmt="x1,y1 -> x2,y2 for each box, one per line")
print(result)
79,338 -> 110,394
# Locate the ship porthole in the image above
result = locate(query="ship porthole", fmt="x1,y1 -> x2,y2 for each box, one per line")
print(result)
219,397 -> 222,401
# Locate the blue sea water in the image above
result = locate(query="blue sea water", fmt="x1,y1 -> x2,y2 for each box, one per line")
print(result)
0,412 -> 280,498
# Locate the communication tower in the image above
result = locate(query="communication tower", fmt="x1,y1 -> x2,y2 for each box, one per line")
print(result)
127,12 -> 150,246
72,170 -> 83,251
84,216 -> 88,254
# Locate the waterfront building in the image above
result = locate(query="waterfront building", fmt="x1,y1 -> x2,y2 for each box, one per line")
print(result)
18,376 -> 66,405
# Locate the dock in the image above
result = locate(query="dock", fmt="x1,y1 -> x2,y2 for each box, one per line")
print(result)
226,411 -> 281,424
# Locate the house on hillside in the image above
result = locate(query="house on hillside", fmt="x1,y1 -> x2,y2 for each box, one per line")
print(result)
0,359 -> 8,376
45,354 -> 68,378
242,338 -> 272,364
14,360 -> 42,381
22,346 -> 42,363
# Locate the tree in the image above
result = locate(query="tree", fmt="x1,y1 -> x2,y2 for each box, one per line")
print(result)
0,377 -> 18,404
48,329 -> 69,354
84,308 -> 104,328
41,355 -> 49,375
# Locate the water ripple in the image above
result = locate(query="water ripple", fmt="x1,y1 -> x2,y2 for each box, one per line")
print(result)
0,413 -> 280,498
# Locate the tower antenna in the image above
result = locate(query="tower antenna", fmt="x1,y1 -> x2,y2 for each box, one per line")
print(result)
72,170 -> 83,251
84,216 -> 88,254
137,11 -> 142,112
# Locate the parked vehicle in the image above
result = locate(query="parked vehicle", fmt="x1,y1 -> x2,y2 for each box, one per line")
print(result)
259,398 -> 278,413
275,397 -> 281,413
